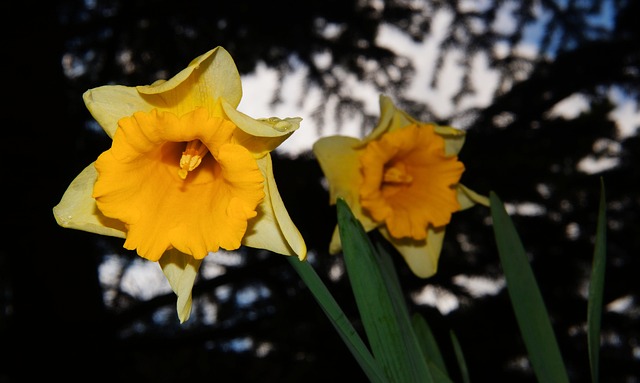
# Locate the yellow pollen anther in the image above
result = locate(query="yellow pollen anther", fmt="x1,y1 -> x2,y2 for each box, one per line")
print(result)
383,162 -> 413,184
178,140 -> 209,180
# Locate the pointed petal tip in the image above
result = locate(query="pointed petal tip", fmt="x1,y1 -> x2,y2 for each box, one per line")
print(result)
410,263 -> 438,279
457,184 -> 490,209
178,308 -> 192,324
285,233 -> 307,261
52,204 -> 69,227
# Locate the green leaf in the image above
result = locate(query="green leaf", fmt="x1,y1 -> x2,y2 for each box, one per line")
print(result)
489,191 -> 569,383
374,240 -> 453,382
375,233 -> 454,382
336,198 -> 433,383
372,239 -> 408,312
449,330 -> 470,383
587,179 -> 607,383
411,313 -> 448,377
287,256 -> 389,383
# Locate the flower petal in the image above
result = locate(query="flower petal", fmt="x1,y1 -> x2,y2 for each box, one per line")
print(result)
83,46 -> 242,138
457,183 -> 490,209
363,94 -> 416,143
313,135 -> 380,254
243,154 -> 307,259
83,86 -> 150,138
361,95 -> 467,157
434,125 -> 466,157
136,47 -> 242,112
53,163 -> 126,238
223,101 -> 302,138
159,249 -> 203,323
379,225 -> 446,278
313,136 -> 362,203
223,101 -> 302,157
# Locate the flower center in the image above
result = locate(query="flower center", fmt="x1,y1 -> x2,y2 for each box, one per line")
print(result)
92,108 -> 265,262
178,140 -> 210,180
383,162 -> 413,184
359,124 -> 464,240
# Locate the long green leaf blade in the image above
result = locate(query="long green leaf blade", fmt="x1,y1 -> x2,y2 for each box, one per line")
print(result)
449,330 -> 470,383
375,233 -> 453,382
336,198 -> 433,383
489,191 -> 569,383
288,256 -> 389,383
587,179 -> 607,383
411,313 -> 448,376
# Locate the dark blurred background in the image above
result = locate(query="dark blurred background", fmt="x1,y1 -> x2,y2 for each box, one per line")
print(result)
2,0 -> 639,382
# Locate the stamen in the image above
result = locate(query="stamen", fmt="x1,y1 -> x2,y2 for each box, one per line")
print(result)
383,162 -> 413,184
178,140 -> 210,180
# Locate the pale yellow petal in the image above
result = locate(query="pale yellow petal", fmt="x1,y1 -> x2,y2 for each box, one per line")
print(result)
313,135 -> 380,254
158,249 -> 203,323
360,94 -> 417,144
363,94 -> 396,143
312,136 -> 362,205
223,101 -> 302,138
434,125 -> 466,156
243,154 -> 307,259
379,225 -> 446,278
83,86 -> 152,138
135,48 -> 218,95
328,226 -> 342,254
83,47 -> 243,138
456,183 -> 490,209
360,95 -> 466,159
52,163 -> 126,238
223,101 -> 302,157
137,46 -> 242,113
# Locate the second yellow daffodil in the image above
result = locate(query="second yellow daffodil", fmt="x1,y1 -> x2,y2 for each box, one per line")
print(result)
53,46 -> 306,322
313,95 -> 488,278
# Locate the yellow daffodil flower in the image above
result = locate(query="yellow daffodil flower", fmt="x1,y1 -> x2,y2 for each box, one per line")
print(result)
53,46 -> 307,322
313,94 -> 488,278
